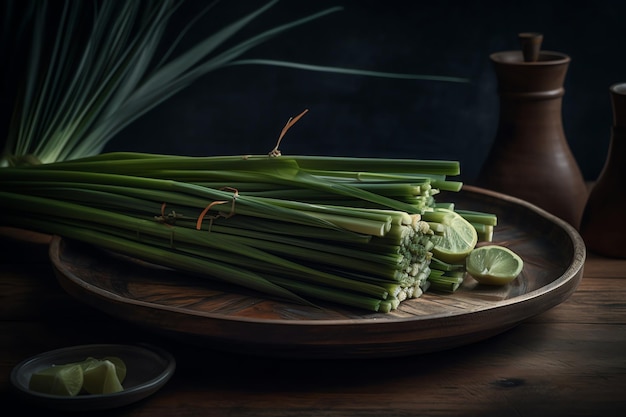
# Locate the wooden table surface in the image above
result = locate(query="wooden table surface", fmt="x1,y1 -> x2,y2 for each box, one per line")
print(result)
1,227 -> 625,417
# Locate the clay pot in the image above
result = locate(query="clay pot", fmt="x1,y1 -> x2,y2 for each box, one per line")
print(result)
580,83 -> 626,258
476,33 -> 587,228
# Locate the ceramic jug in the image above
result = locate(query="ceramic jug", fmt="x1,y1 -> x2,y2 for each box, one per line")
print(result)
476,33 -> 587,228
580,83 -> 626,258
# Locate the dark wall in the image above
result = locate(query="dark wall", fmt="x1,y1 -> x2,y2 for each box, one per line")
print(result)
6,1 -> 626,182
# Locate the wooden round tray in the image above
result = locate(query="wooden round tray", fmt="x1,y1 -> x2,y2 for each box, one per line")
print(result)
49,185 -> 585,359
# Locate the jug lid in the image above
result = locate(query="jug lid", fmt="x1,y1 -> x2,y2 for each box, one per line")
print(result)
491,33 -> 569,65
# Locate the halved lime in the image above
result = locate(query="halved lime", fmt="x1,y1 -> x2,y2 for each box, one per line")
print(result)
429,209 -> 478,264
82,359 -> 124,395
29,363 -> 84,397
466,245 -> 523,285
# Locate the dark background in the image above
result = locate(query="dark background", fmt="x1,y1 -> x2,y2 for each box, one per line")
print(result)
4,0 -> 626,182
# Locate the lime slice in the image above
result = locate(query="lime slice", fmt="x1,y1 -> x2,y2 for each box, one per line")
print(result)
103,356 -> 127,383
29,363 -> 84,397
76,356 -> 126,385
466,245 -> 523,285
82,359 -> 124,395
430,209 -> 478,264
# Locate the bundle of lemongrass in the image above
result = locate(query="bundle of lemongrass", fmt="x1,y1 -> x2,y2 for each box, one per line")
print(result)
0,147 -> 496,312
1,1 -> 482,312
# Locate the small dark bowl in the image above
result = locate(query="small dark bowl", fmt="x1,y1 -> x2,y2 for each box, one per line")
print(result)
10,343 -> 175,411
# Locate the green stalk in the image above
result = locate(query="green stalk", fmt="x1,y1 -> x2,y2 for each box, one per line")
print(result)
4,211 -> 308,305
471,223 -> 494,242
455,209 -> 498,226
46,152 -> 461,183
226,59 -> 469,84
265,275 -> 387,312
283,155 -> 461,176
427,274 -> 465,293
